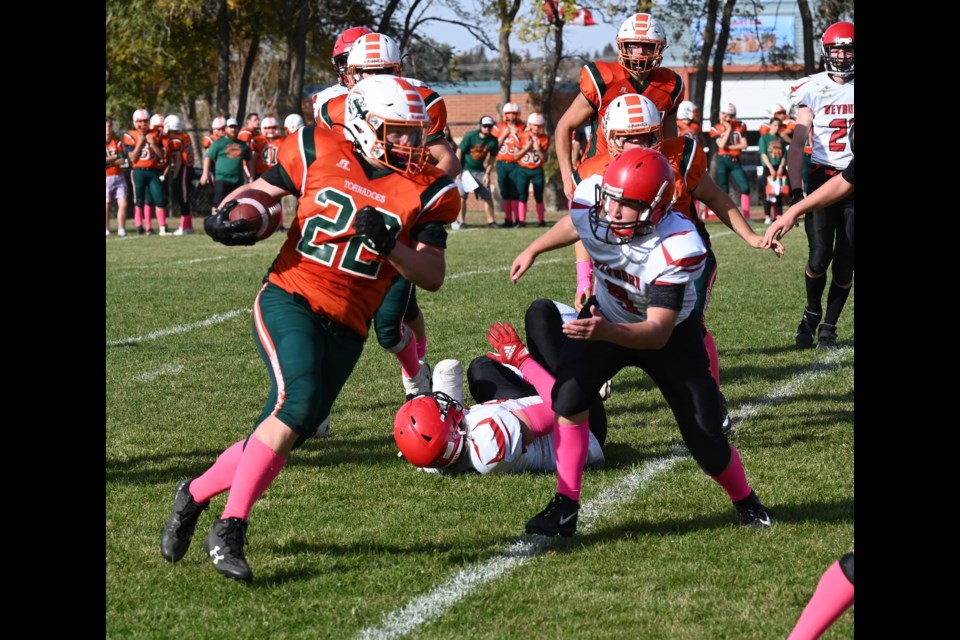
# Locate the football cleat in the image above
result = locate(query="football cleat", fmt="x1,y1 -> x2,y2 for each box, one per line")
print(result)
599,379 -> 613,401
311,415 -> 332,439
160,479 -> 210,562
204,517 -> 253,582
733,491 -> 773,529
402,358 -> 433,400
795,309 -> 821,349
526,492 -> 580,537
817,323 -> 838,349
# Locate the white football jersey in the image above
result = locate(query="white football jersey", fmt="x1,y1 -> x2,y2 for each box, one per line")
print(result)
311,84 -> 348,124
426,397 -> 604,475
569,179 -> 705,326
789,72 -> 854,169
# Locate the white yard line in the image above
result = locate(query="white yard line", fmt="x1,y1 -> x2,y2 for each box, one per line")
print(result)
355,348 -> 853,640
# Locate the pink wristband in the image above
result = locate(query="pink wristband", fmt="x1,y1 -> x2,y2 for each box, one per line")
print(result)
576,260 -> 592,295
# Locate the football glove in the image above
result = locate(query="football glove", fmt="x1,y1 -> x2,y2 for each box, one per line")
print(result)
789,188 -> 805,206
485,321 -> 530,369
204,200 -> 258,246
354,206 -> 396,256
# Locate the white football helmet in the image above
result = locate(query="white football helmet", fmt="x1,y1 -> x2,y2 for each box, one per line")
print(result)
132,109 -> 150,126
526,112 -> 544,132
617,13 -> 667,77
677,100 -> 697,121
720,102 -> 737,116
345,75 -> 430,176
345,33 -> 402,87
163,115 -> 182,133
602,93 -> 663,156
211,116 -> 226,130
283,113 -> 304,133
503,102 -> 521,122
150,113 -> 164,130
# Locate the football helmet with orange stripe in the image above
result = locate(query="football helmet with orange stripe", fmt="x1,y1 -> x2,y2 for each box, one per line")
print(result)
616,13 -> 667,77
345,75 -> 431,176
332,26 -> 372,87
601,93 -> 663,156
345,33 -> 402,87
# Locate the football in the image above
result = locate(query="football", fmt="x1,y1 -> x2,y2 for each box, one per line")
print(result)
228,189 -> 283,240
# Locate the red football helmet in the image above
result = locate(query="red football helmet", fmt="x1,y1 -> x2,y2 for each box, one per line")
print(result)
820,22 -> 854,77
332,26 -> 373,87
590,147 -> 674,244
394,391 -> 465,468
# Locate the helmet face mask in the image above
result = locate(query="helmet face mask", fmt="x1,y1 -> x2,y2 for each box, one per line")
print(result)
345,33 -> 402,87
617,13 -> 667,77
394,391 -> 466,468
821,21 -> 854,77
589,147 -> 674,244
602,93 -> 663,156
345,75 -> 430,176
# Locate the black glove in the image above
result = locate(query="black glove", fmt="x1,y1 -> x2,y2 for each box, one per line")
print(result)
204,200 -> 258,246
353,205 -> 396,256
790,188 -> 805,206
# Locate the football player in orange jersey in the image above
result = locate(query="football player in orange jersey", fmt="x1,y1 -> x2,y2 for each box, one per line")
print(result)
237,112 -> 260,145
106,118 -> 128,236
493,101 -> 525,227
162,115 -> 196,235
570,94 -> 782,432
123,109 -> 168,235
512,112 -> 549,227
161,76 -> 460,583
315,31 -> 461,400
709,102 -> 752,220
555,13 -> 684,200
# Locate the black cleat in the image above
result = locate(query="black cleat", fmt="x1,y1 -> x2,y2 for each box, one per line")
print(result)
817,323 -> 838,349
486,222 -> 499,229
526,493 -> 580,537
501,220 -> 514,228
160,479 -> 209,562
734,491 -> 773,529
516,221 -> 527,228
538,221 -> 547,227
137,226 -> 145,236
795,309 -> 821,349
204,517 -> 254,582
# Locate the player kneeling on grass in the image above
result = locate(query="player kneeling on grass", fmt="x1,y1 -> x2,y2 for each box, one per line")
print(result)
395,310 -> 607,475
510,147 -> 774,537
160,75 -> 460,583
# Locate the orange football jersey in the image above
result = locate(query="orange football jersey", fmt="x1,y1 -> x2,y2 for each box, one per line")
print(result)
516,131 -> 549,169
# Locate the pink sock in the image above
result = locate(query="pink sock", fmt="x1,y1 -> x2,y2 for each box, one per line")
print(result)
519,401 -> 555,436
180,214 -> 193,231
740,193 -> 751,220
394,329 -> 421,378
143,204 -> 153,231
518,357 -> 555,402
554,420 -> 589,501
221,436 -> 287,521
134,206 -> 143,227
788,561 -> 854,640
157,207 -> 167,227
703,330 -> 720,388
711,445 -> 752,502
502,200 -> 514,223
416,334 -> 428,361
536,202 -> 545,223
517,201 -> 527,223
189,440 -> 246,503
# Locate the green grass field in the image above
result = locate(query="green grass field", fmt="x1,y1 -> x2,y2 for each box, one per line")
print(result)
106,215 -> 853,639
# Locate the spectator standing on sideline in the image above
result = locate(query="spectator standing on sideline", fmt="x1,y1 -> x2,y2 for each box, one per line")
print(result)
510,147 -> 773,537
200,118 -> 251,209
237,112 -> 260,145
283,113 -> 304,135
123,109 -> 168,236
159,76 -> 460,583
786,21 -> 854,350
455,115 -> 499,229
759,118 -> 787,224
513,112 -> 549,227
709,102 -> 752,221
760,104 -> 794,145
106,118 -> 128,236
163,115 -> 196,235
555,12 -> 684,200
493,102 -> 526,227
201,116 -> 226,215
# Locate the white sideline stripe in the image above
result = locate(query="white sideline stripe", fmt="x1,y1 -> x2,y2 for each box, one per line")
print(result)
356,450 -> 684,640
106,309 -> 248,346
356,348 -> 853,640
131,364 -> 185,382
